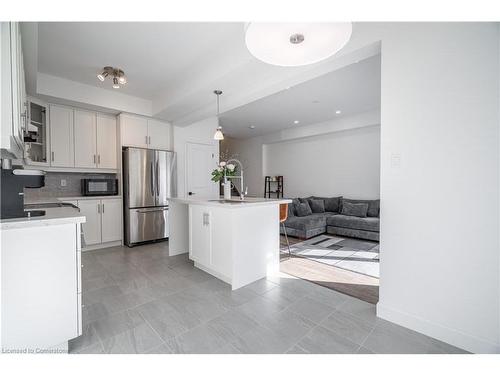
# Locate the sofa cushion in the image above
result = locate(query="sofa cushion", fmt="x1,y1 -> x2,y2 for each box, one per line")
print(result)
290,198 -> 301,215
342,198 -> 380,217
309,199 -> 325,213
296,202 -> 313,217
312,196 -> 342,213
327,214 -> 380,232
341,201 -> 369,218
285,214 -> 327,231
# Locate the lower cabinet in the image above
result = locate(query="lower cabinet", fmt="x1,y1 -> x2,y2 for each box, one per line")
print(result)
78,198 -> 122,249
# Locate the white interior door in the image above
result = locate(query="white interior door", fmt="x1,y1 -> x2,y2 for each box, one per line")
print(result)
78,199 -> 102,246
101,198 -> 122,243
96,114 -> 117,169
49,105 -> 74,167
74,109 -> 97,168
186,142 -> 217,199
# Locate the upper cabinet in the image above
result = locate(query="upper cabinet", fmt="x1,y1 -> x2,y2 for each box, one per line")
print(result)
48,105 -> 117,171
24,97 -> 50,166
50,105 -> 74,167
1,22 -> 26,159
119,114 -> 172,151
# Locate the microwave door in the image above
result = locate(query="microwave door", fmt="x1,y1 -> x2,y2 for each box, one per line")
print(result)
124,148 -> 156,208
155,151 -> 177,206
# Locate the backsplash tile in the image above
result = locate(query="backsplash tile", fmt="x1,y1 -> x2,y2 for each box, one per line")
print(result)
24,172 -> 117,200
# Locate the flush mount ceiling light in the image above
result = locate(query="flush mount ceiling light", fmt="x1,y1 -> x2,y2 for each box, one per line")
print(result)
293,120 -> 300,124
245,22 -> 352,67
97,66 -> 127,89
335,110 -> 342,114
213,90 -> 224,140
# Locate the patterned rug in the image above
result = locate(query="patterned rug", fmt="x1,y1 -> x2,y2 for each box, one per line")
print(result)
282,234 -> 380,278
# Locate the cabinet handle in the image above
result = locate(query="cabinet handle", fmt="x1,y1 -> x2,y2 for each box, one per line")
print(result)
97,203 -> 100,214
93,154 -> 96,164
145,135 -> 148,144
148,136 -> 151,144
102,203 -> 105,213
98,154 -> 101,165
51,151 -> 55,162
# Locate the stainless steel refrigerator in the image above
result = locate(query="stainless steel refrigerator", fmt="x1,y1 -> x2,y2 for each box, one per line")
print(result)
123,147 -> 177,246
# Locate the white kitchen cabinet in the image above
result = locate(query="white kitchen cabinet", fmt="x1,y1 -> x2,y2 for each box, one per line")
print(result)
189,205 -> 212,265
78,199 -> 102,246
74,109 -> 97,168
96,114 -> 117,169
120,114 -> 148,148
78,198 -> 122,248
147,118 -> 171,150
1,22 -> 25,159
119,113 -> 171,150
101,198 -> 122,243
1,221 -> 82,351
49,104 -> 74,167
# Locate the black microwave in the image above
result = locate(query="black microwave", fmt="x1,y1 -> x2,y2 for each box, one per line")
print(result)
81,179 -> 118,196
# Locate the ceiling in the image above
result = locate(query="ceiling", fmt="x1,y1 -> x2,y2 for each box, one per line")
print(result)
37,22 -> 245,100
25,22 -> 381,125
219,54 -> 381,138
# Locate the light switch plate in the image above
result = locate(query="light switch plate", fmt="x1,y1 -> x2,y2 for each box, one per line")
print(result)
61,179 -> 67,187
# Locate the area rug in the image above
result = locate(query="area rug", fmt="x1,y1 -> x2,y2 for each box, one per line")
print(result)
282,234 -> 380,278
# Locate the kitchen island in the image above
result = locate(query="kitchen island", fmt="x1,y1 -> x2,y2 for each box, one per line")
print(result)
170,197 -> 291,290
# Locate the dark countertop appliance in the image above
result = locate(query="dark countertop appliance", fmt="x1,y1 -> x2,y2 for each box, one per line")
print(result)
81,178 -> 118,196
1,168 -> 46,219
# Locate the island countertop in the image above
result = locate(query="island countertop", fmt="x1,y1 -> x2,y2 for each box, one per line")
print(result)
0,206 -> 86,230
170,197 -> 292,208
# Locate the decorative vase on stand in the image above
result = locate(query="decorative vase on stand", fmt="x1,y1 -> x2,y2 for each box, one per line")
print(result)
223,180 -> 232,200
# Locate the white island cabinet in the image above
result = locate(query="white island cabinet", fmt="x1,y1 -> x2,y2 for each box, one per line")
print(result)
0,207 -> 85,353
170,198 -> 291,290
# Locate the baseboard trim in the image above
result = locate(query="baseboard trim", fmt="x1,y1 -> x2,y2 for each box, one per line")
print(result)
82,240 -> 122,252
376,303 -> 500,354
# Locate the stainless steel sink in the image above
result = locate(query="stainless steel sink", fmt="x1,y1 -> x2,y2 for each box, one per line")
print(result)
208,199 -> 253,204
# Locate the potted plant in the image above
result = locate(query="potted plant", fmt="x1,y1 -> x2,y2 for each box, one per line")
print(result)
211,161 -> 236,199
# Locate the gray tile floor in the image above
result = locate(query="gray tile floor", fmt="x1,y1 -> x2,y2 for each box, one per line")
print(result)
70,241 -> 467,354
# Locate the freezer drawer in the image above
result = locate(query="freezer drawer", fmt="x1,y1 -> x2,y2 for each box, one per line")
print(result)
126,207 -> 169,246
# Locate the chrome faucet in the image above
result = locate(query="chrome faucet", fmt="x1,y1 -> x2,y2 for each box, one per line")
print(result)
224,158 -> 248,200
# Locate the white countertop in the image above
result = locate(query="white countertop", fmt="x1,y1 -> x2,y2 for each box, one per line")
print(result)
170,197 -> 292,208
24,195 -> 122,205
0,206 -> 86,230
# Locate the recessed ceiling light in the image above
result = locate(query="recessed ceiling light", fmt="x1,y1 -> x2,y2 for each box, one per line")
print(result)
249,125 -> 256,129
245,23 -> 352,67
335,110 -> 342,114
294,120 -> 300,124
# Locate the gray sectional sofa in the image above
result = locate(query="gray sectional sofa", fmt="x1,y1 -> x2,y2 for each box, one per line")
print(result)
281,196 -> 380,241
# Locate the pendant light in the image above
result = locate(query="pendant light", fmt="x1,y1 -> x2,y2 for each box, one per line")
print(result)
245,23 -> 352,67
213,90 -> 224,140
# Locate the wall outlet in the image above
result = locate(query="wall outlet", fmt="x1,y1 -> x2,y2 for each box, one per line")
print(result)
60,179 -> 67,187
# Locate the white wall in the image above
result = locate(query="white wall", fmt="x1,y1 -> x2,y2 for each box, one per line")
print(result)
264,125 -> 380,199
223,109 -> 380,198
219,23 -> 500,353
173,116 -> 220,199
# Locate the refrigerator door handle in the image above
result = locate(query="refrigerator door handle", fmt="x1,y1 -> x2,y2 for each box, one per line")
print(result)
150,161 -> 155,197
156,159 -> 160,197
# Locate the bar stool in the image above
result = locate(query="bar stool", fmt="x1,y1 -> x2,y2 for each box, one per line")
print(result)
280,203 -> 291,257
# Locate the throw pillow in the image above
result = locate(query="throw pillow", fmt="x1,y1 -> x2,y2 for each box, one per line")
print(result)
309,199 -> 325,213
310,196 -> 342,212
287,203 -> 295,217
341,201 -> 369,218
295,202 -> 313,217
342,198 -> 380,217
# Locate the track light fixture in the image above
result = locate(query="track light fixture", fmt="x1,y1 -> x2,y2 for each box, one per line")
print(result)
97,66 -> 127,89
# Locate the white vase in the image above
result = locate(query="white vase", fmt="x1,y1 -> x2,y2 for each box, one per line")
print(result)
223,182 -> 232,200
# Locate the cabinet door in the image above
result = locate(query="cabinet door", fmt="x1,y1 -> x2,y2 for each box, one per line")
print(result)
120,114 -> 148,148
189,205 -> 211,265
101,198 -> 122,243
49,105 -> 74,167
74,110 -> 97,168
96,114 -> 117,169
147,119 -> 171,150
78,199 -> 102,246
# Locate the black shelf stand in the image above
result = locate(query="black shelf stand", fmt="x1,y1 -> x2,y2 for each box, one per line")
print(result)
264,176 -> 284,198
